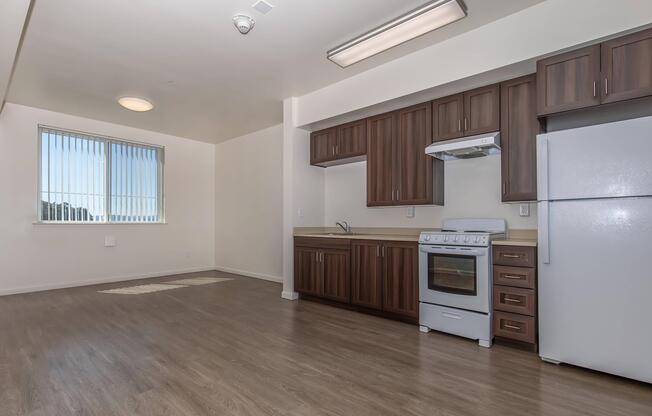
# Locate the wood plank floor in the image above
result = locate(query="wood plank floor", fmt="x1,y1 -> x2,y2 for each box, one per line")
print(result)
1,271 -> 650,416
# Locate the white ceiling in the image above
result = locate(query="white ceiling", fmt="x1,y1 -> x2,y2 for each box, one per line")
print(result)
8,0 -> 543,143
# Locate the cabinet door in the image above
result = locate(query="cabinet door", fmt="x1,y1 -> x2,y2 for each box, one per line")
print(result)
432,94 -> 464,142
310,128 -> 337,165
500,75 -> 540,202
463,84 -> 500,136
294,247 -> 322,296
382,242 -> 419,318
602,27 -> 652,104
322,249 -> 351,303
396,102 -> 435,205
351,241 -> 383,310
367,112 -> 397,206
536,45 -> 601,116
337,120 -> 367,158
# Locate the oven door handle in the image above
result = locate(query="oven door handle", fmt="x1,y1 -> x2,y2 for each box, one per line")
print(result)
419,246 -> 487,256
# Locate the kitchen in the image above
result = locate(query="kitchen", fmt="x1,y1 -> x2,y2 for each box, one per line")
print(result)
2,0 -> 652,414
292,22 -> 652,383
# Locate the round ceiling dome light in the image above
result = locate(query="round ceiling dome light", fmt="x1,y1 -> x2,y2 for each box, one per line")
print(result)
118,97 -> 154,112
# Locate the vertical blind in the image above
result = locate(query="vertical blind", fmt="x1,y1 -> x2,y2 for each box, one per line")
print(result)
39,126 -> 164,223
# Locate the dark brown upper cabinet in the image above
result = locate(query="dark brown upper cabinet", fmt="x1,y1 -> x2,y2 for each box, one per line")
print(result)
432,94 -> 464,141
432,85 -> 500,142
601,27 -> 652,104
367,103 -> 443,207
500,75 -> 541,202
310,128 -> 337,166
310,119 -> 367,167
464,84 -> 500,136
367,112 -> 397,206
536,45 -> 601,116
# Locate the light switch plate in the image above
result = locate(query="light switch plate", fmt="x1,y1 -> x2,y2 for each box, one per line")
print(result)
519,203 -> 530,217
104,236 -> 116,247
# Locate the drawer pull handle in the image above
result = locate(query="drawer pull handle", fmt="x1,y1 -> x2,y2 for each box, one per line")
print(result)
502,254 -> 522,258
442,312 -> 462,320
503,297 -> 522,304
504,323 -> 522,330
502,274 -> 524,280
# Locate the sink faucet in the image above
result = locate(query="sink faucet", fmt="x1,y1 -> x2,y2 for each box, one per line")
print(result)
336,221 -> 351,234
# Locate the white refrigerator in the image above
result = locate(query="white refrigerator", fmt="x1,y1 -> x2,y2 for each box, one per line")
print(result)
537,115 -> 652,384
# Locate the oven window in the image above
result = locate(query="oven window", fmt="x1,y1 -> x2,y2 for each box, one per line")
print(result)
428,253 -> 477,296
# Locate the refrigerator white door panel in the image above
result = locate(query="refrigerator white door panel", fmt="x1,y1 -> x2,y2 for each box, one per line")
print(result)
538,197 -> 652,383
537,116 -> 652,201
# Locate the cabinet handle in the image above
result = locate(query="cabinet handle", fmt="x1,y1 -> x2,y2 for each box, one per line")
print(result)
391,189 -> 395,201
593,81 -> 597,97
504,323 -> 522,331
502,254 -> 522,258
605,78 -> 608,95
502,182 -> 506,195
381,246 -> 385,257
464,118 -> 468,131
502,274 -> 524,280
503,297 -> 522,304
332,146 -> 336,155
458,119 -> 461,132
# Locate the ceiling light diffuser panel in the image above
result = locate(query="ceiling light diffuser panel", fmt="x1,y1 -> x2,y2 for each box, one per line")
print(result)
328,0 -> 467,68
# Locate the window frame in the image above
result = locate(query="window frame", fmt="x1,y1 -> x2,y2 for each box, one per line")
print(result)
36,125 -> 166,224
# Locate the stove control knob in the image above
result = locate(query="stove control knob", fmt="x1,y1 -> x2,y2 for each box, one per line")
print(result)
454,236 -> 459,242
425,235 -> 431,241
443,235 -> 449,242
464,236 -> 470,243
475,236 -> 481,243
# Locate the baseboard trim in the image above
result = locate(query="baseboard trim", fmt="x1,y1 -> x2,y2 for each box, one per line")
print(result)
214,266 -> 283,283
0,266 -> 215,297
281,291 -> 299,301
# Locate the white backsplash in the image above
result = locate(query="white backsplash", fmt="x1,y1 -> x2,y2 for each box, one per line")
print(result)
324,155 -> 537,230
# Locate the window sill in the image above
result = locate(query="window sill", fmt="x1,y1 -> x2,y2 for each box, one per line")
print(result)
33,221 -> 168,226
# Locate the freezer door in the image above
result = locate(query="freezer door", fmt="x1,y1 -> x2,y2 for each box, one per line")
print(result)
538,197 -> 652,383
537,115 -> 652,201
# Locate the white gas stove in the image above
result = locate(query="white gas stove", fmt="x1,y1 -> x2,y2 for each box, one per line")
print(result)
418,219 -> 506,347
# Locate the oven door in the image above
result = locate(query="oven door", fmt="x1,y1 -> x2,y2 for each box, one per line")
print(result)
419,244 -> 490,314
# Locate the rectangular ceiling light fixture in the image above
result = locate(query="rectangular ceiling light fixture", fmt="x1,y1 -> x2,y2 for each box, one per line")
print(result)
327,0 -> 467,68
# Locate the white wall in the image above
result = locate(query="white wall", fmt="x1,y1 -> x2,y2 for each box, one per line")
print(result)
214,124 -> 283,282
0,103 -> 215,295
296,0 -> 652,127
324,156 -> 537,230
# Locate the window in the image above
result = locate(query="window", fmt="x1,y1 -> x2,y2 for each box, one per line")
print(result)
38,126 -> 164,223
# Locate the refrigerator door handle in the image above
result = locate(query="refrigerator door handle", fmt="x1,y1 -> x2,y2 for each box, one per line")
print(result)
539,201 -> 550,264
537,135 -> 549,201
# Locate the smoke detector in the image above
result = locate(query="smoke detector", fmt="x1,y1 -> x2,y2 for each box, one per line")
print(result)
233,14 -> 255,35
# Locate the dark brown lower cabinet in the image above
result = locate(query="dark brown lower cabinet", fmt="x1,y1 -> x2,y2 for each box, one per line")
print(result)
382,242 -> 419,319
492,244 -> 538,350
322,249 -> 350,303
296,237 -> 419,323
294,238 -> 350,302
294,246 -> 322,296
351,240 -> 383,310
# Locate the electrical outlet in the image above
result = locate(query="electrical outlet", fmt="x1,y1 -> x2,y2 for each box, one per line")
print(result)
406,206 -> 415,218
104,236 -> 116,247
519,203 -> 530,217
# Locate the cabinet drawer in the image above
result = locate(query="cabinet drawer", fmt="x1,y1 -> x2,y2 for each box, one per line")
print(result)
493,286 -> 536,316
494,311 -> 536,344
493,245 -> 536,267
493,265 -> 535,289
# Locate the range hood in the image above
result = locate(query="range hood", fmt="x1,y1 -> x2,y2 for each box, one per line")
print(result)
425,132 -> 500,161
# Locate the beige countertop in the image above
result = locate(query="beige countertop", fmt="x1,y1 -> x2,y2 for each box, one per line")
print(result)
492,229 -> 538,247
295,227 -> 538,245
294,227 -> 426,242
